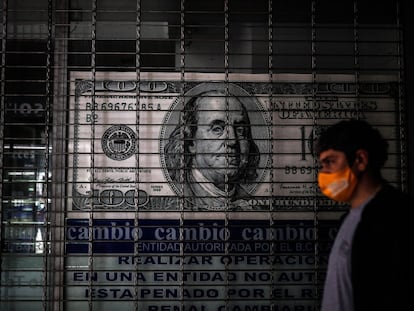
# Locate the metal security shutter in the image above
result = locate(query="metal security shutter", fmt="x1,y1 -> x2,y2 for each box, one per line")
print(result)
0,1 -> 407,311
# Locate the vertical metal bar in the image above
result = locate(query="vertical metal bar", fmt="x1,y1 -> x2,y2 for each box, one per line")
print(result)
0,0 -> 7,286
42,0 -> 53,309
396,1 -> 408,191
88,0 -> 97,310
267,1 -> 276,310
223,0 -> 230,309
179,0 -> 185,309
353,0 -> 360,118
310,1 -> 320,309
134,0 -> 142,310
51,0 -> 69,309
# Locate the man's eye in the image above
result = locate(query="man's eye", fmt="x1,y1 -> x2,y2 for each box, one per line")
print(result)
236,126 -> 246,137
211,125 -> 224,135
320,159 -> 334,168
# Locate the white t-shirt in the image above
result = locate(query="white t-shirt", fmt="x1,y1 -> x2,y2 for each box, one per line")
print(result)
321,200 -> 369,311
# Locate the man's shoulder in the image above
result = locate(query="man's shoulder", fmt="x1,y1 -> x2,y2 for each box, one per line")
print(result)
375,183 -> 413,206
364,183 -> 413,225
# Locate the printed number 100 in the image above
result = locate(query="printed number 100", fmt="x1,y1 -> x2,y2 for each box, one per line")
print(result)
300,125 -> 315,160
284,126 -> 316,175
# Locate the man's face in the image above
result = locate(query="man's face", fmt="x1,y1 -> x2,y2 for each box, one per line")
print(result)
318,149 -> 349,174
189,96 -> 250,189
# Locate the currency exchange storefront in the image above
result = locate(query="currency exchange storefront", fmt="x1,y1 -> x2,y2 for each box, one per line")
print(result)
0,1 -> 411,310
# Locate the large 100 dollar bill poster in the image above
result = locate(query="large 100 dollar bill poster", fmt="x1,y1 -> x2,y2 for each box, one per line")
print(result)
68,72 -> 399,212
66,72 -> 400,310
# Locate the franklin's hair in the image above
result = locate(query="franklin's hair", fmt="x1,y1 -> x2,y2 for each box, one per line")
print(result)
164,90 -> 260,183
315,119 -> 388,175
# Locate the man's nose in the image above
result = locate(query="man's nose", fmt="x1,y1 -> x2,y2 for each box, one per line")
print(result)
225,126 -> 237,146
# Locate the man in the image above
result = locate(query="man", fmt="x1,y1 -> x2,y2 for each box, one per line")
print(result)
164,90 -> 260,210
315,119 -> 413,311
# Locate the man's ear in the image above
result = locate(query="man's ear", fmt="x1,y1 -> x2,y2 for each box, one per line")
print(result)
188,142 -> 196,154
354,149 -> 369,171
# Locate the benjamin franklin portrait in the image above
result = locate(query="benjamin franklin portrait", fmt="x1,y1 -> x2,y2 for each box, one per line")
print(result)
161,82 -> 270,210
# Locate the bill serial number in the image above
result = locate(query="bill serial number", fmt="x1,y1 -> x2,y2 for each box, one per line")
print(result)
85,102 -> 161,111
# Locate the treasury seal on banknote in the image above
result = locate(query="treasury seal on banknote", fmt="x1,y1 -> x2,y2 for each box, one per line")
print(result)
160,82 -> 271,210
101,125 -> 137,161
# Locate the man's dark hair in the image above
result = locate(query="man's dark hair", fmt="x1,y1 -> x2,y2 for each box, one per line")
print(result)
315,119 -> 388,175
